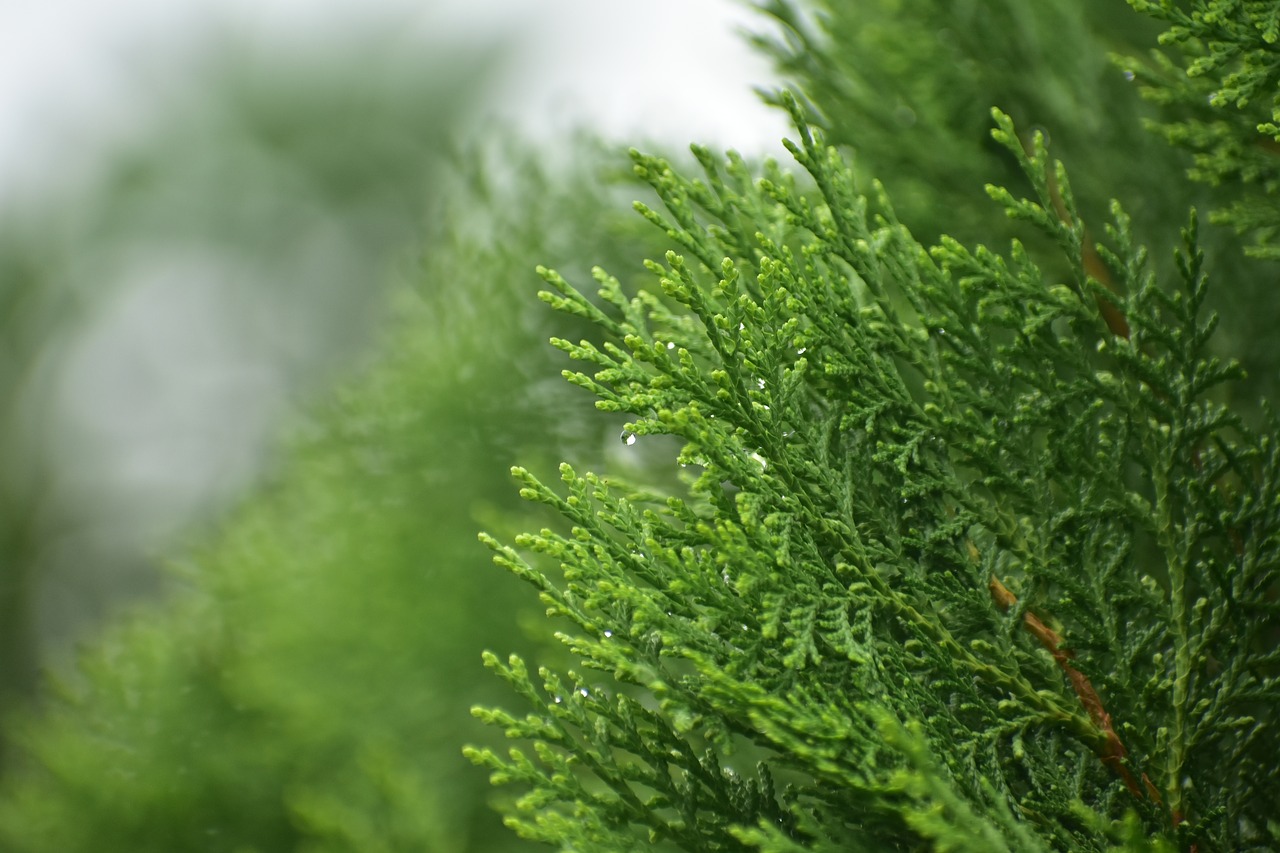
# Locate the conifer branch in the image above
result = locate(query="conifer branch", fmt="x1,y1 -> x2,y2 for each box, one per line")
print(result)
471,95 -> 1279,850
1121,0 -> 1280,258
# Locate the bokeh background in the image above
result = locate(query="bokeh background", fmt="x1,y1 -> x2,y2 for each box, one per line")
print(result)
3,1 -> 1273,849
0,0 -> 784,716
0,6 -> 789,848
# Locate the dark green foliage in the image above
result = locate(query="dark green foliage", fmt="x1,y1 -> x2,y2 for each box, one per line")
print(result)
751,0 -> 1280,412
469,98 -> 1280,849
748,0 -> 1178,248
1120,0 -> 1280,259
1114,0 -> 1280,405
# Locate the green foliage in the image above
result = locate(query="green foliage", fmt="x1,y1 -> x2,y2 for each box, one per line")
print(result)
4,3 -> 1280,851
0,147 -> 669,853
0,35 -> 491,768
469,98 -> 1280,849
747,0 -> 1177,247
751,0 -> 1280,412
1120,0 -> 1280,259
1108,0 -> 1280,402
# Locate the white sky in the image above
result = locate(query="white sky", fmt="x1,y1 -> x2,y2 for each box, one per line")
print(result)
0,0 -> 790,197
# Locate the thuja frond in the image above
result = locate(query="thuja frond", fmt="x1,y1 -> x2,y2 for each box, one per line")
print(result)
747,0 -> 1174,253
1119,0 -> 1280,258
469,96 -> 1279,851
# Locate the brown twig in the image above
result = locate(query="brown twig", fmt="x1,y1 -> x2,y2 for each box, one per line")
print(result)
1039,150 -> 1131,340
987,574 -> 1150,800
1008,128 -> 1213,850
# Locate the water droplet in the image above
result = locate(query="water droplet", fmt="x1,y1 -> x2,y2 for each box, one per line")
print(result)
621,430 -> 637,446
579,688 -> 590,697
603,630 -> 613,638
666,341 -> 676,350
553,695 -> 563,704
750,452 -> 767,469
1123,69 -> 1135,81
796,347 -> 807,355
756,378 -> 766,389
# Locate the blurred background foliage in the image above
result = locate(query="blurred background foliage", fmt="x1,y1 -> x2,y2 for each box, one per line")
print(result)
0,135 -> 672,849
0,27 -> 493,729
0,18 -> 681,846
0,0 -> 1277,850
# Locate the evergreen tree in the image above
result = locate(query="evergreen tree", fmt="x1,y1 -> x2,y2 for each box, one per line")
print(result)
468,3 -> 1279,851
1,2 -> 1277,851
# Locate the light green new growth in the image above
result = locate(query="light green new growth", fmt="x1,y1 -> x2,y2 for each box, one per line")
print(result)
468,96 -> 1279,851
